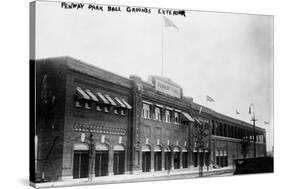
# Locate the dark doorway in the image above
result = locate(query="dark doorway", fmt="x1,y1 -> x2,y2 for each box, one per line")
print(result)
142,152 -> 151,172
182,152 -> 188,168
73,150 -> 89,179
174,152 -> 180,169
204,152 -> 210,167
113,151 -> 125,175
165,152 -> 172,170
216,155 -> 220,167
154,152 -> 162,171
95,150 -> 109,177
193,152 -> 198,167
224,155 -> 228,167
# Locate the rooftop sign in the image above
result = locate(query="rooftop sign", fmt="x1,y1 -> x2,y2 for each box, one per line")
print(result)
155,78 -> 181,98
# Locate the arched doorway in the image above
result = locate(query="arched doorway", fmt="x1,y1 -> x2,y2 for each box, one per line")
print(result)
154,145 -> 162,171
113,145 -> 125,175
164,146 -> 172,170
95,144 -> 109,177
173,146 -> 180,169
142,145 -> 151,172
73,143 -> 89,179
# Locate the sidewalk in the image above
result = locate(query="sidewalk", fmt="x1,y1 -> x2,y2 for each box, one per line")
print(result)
33,166 -> 235,188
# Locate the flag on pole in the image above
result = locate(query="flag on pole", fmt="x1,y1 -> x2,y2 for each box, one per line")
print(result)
249,103 -> 253,114
236,110 -> 240,114
163,16 -> 179,31
206,95 -> 215,102
199,106 -> 202,114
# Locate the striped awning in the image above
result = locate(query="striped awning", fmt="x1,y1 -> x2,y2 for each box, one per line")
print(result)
114,97 -> 126,108
105,94 -> 117,106
76,87 -> 90,100
121,98 -> 132,109
85,89 -> 99,102
97,92 -> 110,104
194,118 -> 202,125
181,112 -> 195,122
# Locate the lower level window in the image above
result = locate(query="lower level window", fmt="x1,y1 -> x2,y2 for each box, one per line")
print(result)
73,150 -> 89,179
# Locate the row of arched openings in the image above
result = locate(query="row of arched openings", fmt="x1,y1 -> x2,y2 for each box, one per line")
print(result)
73,143 -> 125,179
141,145 -> 189,172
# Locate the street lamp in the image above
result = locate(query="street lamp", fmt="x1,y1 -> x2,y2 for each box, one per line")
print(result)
249,103 -> 257,158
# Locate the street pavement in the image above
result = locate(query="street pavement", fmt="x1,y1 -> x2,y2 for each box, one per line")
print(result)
33,167 -> 235,188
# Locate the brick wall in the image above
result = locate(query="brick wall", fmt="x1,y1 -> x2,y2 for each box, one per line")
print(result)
62,68 -> 132,179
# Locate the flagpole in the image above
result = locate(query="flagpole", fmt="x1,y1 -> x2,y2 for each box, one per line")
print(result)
161,17 -> 164,77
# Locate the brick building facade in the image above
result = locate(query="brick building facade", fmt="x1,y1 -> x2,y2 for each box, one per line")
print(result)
31,56 -> 266,182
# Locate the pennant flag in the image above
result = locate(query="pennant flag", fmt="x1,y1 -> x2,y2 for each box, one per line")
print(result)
264,121 -> 269,124
199,106 -> 202,114
163,16 -> 179,31
249,103 -> 253,114
206,95 -> 215,102
236,110 -> 240,114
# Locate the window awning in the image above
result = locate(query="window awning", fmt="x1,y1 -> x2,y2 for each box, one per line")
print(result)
97,92 -> 109,104
85,89 -> 99,102
181,112 -> 195,122
194,118 -> 202,125
114,97 -> 126,108
76,87 -> 90,100
121,98 -> 132,109
105,94 -> 117,106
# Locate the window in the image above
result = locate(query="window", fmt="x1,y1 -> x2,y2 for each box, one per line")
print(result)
75,101 -> 82,108
174,112 -> 180,124
104,106 -> 109,112
120,109 -> 126,115
85,102 -> 91,109
96,105 -> 102,111
155,107 -> 162,121
73,150 -> 89,179
142,103 -> 151,119
114,109 -> 119,114
165,109 -> 171,122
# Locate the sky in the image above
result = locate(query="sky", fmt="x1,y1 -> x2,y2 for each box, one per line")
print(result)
35,1 -> 274,151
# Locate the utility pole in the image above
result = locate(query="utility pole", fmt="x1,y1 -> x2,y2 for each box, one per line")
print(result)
250,104 -> 257,158
89,133 -> 94,182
